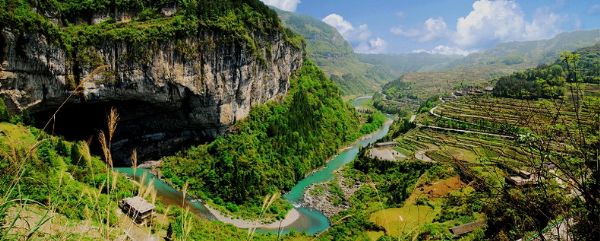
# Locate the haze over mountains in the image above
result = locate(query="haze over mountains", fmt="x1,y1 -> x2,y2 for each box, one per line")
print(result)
277,9 -> 600,95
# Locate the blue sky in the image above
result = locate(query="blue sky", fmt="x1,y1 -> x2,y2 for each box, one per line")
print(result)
260,0 -> 600,55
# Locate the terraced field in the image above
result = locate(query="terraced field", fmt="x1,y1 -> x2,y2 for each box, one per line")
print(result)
368,83 -> 600,239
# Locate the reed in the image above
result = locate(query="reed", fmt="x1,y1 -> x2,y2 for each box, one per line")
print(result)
248,192 -> 280,240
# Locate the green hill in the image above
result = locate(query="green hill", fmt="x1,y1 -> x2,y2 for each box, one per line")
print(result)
379,29 -> 600,111
357,53 -> 461,76
494,43 -> 600,99
276,9 -> 399,95
451,29 -> 600,69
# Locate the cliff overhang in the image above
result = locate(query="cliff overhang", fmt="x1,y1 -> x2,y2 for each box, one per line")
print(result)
0,13 -> 303,164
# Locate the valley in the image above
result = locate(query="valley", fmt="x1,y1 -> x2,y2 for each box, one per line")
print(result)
1,1 -> 600,241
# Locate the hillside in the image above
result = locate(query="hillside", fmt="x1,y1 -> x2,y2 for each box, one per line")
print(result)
378,30 -> 600,113
452,29 -> 600,69
0,0 -> 305,162
357,53 -> 461,76
0,0 -> 383,240
276,9 -> 393,94
319,45 -> 600,240
494,43 -> 600,99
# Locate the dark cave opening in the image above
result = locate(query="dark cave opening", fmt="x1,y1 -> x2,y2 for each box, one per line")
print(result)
32,100 -> 214,167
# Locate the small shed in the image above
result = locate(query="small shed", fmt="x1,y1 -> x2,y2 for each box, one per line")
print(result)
450,220 -> 486,236
120,196 -> 155,223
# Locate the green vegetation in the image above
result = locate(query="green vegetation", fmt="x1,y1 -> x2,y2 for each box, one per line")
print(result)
314,159 -> 430,241
358,53 -> 461,76
383,117 -> 416,141
0,105 -> 308,240
377,30 -> 600,112
0,118 -> 138,239
161,61 -> 363,219
0,0 -> 302,69
494,44 -> 600,99
359,112 -> 386,136
276,9 -> 393,94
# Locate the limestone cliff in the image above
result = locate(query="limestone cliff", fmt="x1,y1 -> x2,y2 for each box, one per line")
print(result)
0,26 -> 303,162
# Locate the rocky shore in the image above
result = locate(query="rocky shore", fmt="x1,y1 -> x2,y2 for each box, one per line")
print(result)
302,170 -> 363,218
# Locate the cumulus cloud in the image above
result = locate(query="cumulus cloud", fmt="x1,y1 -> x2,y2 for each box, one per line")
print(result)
453,0 -> 562,47
390,17 -> 449,42
260,0 -> 301,12
323,14 -> 387,54
355,38 -> 388,54
412,45 -> 473,56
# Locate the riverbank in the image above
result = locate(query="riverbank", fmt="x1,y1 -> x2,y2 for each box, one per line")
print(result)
204,205 -> 301,229
120,96 -> 393,234
304,118 -> 394,177
302,169 -> 363,218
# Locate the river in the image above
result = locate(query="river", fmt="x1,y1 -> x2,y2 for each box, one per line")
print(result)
115,95 -> 392,235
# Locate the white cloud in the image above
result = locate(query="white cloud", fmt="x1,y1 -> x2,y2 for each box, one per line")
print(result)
322,14 -> 371,41
260,0 -> 301,12
390,17 -> 449,42
412,45 -> 474,56
355,38 -> 388,54
323,13 -> 387,54
390,26 -> 420,38
421,18 -> 449,42
453,0 -> 562,47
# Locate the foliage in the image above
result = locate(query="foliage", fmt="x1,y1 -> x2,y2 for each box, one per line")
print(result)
381,78 -> 417,100
354,153 -> 429,206
161,61 -> 361,217
316,157 -> 430,240
0,99 -> 8,122
418,96 -> 439,114
379,30 -> 600,105
0,123 -> 137,229
0,0 -> 302,67
494,44 -> 600,99
359,112 -> 386,135
483,185 -> 569,240
276,9 -> 394,94
383,117 -> 416,141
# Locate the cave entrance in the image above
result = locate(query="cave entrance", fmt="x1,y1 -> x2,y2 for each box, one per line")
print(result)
32,100 -> 214,167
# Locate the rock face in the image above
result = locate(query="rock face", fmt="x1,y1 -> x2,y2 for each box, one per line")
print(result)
0,29 -> 303,163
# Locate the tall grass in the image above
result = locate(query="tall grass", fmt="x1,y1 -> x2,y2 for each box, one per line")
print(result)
0,66 -> 145,239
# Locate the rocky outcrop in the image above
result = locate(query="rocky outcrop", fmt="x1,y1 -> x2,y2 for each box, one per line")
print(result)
302,171 -> 362,218
0,28 -> 303,163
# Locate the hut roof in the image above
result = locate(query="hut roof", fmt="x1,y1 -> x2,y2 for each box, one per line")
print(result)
122,196 -> 155,213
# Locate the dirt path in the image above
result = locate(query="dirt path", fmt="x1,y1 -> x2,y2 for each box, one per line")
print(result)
205,206 -> 300,230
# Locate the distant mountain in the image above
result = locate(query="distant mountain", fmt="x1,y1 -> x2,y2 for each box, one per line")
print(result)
391,29 -> 600,99
276,9 -> 393,94
450,29 -> 600,69
276,9 -> 460,95
358,53 -> 462,76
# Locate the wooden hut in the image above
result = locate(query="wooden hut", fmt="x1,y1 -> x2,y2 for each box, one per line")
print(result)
120,196 -> 155,223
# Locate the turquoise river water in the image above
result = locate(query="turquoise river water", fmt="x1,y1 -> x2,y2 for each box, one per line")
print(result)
115,96 -> 392,235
